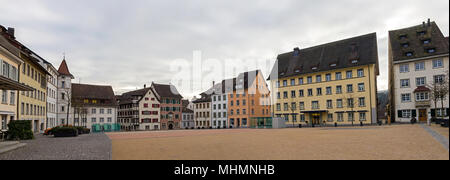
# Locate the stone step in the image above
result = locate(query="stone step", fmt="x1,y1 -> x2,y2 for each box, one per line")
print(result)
0,142 -> 26,154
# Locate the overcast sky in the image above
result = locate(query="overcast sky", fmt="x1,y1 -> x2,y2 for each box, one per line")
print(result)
1,0 -> 448,99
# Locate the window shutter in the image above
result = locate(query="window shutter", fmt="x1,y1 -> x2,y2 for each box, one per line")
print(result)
412,110 -> 417,117
446,108 -> 449,117
0,59 -> 2,76
431,109 -> 436,118
398,110 -> 403,118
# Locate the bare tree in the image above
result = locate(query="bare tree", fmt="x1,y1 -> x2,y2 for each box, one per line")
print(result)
427,70 -> 449,125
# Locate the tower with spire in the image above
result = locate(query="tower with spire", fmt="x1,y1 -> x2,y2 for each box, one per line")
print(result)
56,57 -> 75,125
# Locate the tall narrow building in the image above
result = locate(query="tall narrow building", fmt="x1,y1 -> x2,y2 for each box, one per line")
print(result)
388,20 -> 449,123
151,83 -> 183,130
56,59 -> 74,125
269,33 -> 379,126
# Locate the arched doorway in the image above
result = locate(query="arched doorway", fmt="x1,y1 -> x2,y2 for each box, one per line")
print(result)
168,124 -> 174,130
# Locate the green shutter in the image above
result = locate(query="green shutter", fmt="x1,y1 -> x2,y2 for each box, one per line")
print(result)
412,110 -> 417,117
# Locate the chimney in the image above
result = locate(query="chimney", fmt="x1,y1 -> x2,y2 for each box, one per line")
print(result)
427,18 -> 431,26
144,84 -> 147,88
7,27 -> 15,38
422,22 -> 426,27
293,47 -> 300,56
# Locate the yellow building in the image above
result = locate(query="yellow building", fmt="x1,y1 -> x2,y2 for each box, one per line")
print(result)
0,26 -> 50,133
1,27 -> 34,131
268,33 -> 379,126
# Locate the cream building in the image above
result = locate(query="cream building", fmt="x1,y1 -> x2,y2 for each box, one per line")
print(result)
269,33 -> 379,126
193,93 -> 212,129
388,20 -> 449,123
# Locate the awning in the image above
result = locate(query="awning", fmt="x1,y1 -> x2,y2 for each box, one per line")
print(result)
0,76 -> 34,91
301,110 -> 328,114
0,111 -> 15,115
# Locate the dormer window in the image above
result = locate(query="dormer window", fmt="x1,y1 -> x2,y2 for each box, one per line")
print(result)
399,34 -> 408,40
405,52 -> 414,57
401,43 -> 409,48
312,67 -> 318,70
330,63 -> 337,67
280,72 -> 285,76
426,48 -> 436,53
351,59 -> 359,64
417,31 -> 426,36
423,39 -> 431,44
294,69 -> 300,73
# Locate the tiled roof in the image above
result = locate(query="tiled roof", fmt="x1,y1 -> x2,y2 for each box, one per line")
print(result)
152,83 -> 183,99
268,33 -> 379,80
389,21 -> 449,62
413,86 -> 431,93
117,88 -> 159,105
57,59 -> 74,77
72,83 -> 117,106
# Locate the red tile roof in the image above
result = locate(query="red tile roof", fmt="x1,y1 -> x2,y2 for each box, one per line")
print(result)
414,86 -> 431,93
58,59 -> 74,78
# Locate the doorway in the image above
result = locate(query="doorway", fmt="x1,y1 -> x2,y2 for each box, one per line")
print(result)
419,109 -> 427,122
311,114 -> 321,125
168,124 -> 174,130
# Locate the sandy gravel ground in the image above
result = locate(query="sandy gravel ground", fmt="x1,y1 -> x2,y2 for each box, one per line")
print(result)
429,124 -> 449,139
109,125 -> 449,160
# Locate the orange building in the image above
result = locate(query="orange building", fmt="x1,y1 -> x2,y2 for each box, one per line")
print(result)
228,70 -> 271,128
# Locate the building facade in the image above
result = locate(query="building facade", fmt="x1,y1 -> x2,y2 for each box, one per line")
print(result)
193,93 -> 211,129
117,87 -> 161,131
71,83 -> 117,129
151,83 -> 183,130
56,59 -> 74,126
269,33 -> 379,126
228,70 -> 271,128
42,61 -> 58,129
0,26 -> 34,130
211,82 -> 228,129
181,100 -> 195,129
388,20 -> 449,123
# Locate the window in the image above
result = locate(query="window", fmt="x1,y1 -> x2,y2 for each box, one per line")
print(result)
108,109 -> 112,114
299,90 -> 304,97
359,113 -> 366,121
326,87 -> 332,95
434,75 -> 445,84
276,92 -> 281,99
401,43 -> 409,48
100,109 -> 105,114
335,72 -> 342,80
347,84 -> 353,93
92,108 -> 96,114
400,79 -> 410,88
300,114 -> 305,122
336,86 -> 342,94
427,48 -> 436,53
276,104 -> 281,111
433,59 -> 443,68
291,102 -> 297,110
327,114 -> 333,122
61,93 -> 65,100
299,102 -> 305,110
308,89 -> 313,96
327,100 -> 333,109
406,52 -> 413,57
307,76 -> 312,84
312,101 -> 319,109
423,39 -> 431,44
358,83 -> 365,92
276,81 -> 280,88
415,62 -> 425,71
399,64 -> 409,73
1,90 -> 7,104
348,112 -> 354,122
347,98 -> 354,108
283,80 -> 287,87
325,74 -> 332,81
400,110 -> 412,118
283,92 -> 288,99
416,77 -> 426,86
100,118 -> 104,123
357,69 -> 364,77
317,88 -> 322,96
415,92 -> 429,101
401,94 -> 411,102
346,71 -> 353,79
316,75 -> 322,83
283,103 -> 288,111
10,92 -> 15,105
292,115 -> 297,122
337,113 -> 344,122
359,97 -> 366,107
291,79 -> 295,86
298,78 -> 304,85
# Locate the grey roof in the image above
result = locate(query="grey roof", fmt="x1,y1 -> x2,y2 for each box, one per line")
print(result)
268,33 -> 379,80
117,88 -> 159,105
389,21 -> 449,62
151,83 -> 183,99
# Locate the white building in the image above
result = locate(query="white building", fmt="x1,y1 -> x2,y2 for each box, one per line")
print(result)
211,81 -> 228,128
56,59 -> 74,125
42,61 -> 58,129
389,20 -> 449,123
71,83 -> 118,130
181,100 -> 195,129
